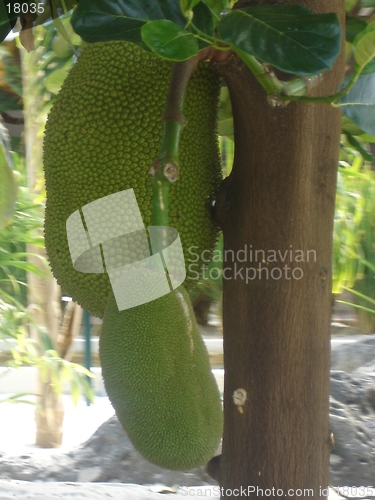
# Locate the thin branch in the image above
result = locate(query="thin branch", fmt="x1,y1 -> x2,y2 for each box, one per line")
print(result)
150,57 -> 198,232
161,58 -> 198,122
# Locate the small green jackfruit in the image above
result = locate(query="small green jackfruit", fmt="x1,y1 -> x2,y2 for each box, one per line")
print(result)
43,41 -> 221,318
100,286 -> 223,471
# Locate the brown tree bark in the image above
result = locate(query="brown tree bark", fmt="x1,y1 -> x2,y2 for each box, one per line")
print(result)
213,1 -> 346,497
21,41 -> 64,448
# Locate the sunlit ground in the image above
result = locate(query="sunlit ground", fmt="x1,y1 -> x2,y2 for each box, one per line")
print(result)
0,395 -> 373,499
0,395 -> 114,456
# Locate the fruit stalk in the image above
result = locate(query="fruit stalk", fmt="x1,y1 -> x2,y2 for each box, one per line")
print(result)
150,58 -> 198,239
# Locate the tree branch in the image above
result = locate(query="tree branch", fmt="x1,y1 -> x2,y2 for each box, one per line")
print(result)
149,57 -> 198,232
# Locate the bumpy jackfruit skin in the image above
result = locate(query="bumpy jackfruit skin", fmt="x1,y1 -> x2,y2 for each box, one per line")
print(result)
43,41 -> 221,318
99,286 -> 223,471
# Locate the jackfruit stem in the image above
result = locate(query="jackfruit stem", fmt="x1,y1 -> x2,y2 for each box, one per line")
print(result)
160,120 -> 182,166
162,59 -> 198,123
232,50 -> 283,95
150,58 -> 198,244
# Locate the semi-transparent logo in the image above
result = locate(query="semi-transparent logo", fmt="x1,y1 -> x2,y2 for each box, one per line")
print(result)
66,189 -> 186,311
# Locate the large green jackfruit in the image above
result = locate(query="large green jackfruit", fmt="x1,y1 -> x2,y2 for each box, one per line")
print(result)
43,41 -> 221,318
100,287 -> 223,470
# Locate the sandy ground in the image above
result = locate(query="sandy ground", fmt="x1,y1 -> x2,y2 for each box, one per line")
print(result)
0,394 -> 115,456
0,395 -> 365,499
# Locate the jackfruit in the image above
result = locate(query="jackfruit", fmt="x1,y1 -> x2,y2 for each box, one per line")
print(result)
100,286 -> 223,470
43,41 -> 221,318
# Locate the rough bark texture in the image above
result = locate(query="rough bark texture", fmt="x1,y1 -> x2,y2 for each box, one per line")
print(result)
27,246 -> 64,448
21,44 -> 64,448
214,1 -> 345,497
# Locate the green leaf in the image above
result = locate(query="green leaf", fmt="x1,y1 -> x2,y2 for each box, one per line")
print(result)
344,286 -> 375,306
218,87 -> 233,138
346,16 -> 367,43
0,135 -> 17,230
141,20 -> 198,60
70,363 -> 94,377
180,0 -> 200,17
53,16 -> 73,44
360,132 -> 375,141
339,73 -> 375,136
0,259 -> 47,276
203,0 -> 228,22
71,372 -> 81,406
337,299 -> 375,315
360,0 -> 375,6
353,22 -> 375,71
341,115 -> 366,136
79,377 -> 95,404
0,1 -> 18,42
217,5 -> 342,76
361,59 -> 375,75
0,20 -> 15,44
0,393 -> 36,405
0,119 -> 14,172
71,0 -> 186,45
44,68 -> 69,94
346,0 -> 359,11
60,362 -> 73,381
34,0 -> 77,25
346,133 -> 374,162
218,119 -> 233,139
190,1 -> 214,47
38,328 -> 55,352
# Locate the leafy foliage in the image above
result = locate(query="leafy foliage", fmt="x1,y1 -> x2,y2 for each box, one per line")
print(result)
346,16 -> 367,43
71,0 -> 186,45
353,22 -> 375,74
5,1 -> 375,323
0,123 -> 93,407
141,19 -> 199,60
0,299 -> 94,406
72,1 -> 342,74
0,2 -> 17,42
0,154 -> 46,306
332,162 -> 367,294
217,6 -> 341,76
325,133 -> 375,327
0,42 -> 23,111
0,119 -> 17,229
339,73 -> 375,136
218,87 -> 233,140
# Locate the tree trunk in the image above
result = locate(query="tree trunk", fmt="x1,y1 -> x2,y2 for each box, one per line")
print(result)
27,247 -> 64,447
34,372 -> 64,448
214,1 -> 345,497
21,41 -> 64,448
